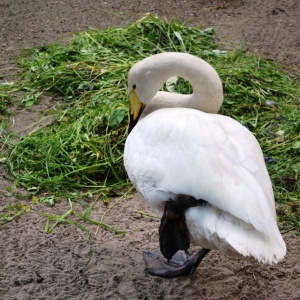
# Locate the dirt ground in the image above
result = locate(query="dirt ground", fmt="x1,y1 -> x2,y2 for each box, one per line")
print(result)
0,0 -> 299,299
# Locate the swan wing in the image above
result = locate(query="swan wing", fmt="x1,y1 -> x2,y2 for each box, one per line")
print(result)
124,107 -> 277,235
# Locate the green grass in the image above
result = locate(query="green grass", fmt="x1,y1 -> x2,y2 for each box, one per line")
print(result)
0,14 -> 299,233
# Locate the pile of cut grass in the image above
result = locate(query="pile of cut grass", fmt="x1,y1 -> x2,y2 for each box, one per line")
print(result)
0,15 -> 299,231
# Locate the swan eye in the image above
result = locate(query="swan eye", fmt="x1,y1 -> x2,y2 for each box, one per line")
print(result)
132,84 -> 136,89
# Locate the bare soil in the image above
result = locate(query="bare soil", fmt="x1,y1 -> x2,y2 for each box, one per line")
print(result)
0,1 -> 299,299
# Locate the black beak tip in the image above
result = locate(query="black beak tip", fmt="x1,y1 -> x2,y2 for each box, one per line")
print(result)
128,114 -> 138,134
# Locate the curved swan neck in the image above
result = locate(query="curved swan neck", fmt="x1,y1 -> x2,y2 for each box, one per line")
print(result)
144,52 -> 223,114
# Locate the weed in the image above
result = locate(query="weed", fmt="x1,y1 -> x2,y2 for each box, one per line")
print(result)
0,15 -> 299,232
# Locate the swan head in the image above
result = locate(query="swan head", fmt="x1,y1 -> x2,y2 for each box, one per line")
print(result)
127,56 -> 169,133
127,52 -> 224,133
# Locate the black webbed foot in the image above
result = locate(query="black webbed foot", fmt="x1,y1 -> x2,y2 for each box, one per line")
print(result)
144,248 -> 210,278
143,195 -> 209,278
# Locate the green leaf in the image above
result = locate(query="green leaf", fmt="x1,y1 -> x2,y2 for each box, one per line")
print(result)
21,92 -> 42,108
292,141 -> 300,149
166,76 -> 178,93
107,107 -> 127,128
40,196 -> 55,206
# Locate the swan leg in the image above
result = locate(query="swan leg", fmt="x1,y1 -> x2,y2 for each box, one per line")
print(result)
144,195 -> 209,278
144,248 -> 210,278
159,195 -> 206,260
158,200 -> 190,260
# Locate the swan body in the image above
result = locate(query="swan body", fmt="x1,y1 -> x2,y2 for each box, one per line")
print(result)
124,52 -> 286,271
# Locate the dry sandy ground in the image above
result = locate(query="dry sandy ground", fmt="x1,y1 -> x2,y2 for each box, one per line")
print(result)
0,0 -> 299,299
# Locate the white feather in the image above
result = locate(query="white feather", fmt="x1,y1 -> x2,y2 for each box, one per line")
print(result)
124,52 -> 286,264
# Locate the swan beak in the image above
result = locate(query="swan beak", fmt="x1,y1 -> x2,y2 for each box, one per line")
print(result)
128,89 -> 145,133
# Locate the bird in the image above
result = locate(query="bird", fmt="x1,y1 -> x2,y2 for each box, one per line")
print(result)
124,52 -> 286,278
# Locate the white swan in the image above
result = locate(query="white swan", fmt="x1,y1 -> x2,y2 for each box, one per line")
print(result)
124,52 -> 286,278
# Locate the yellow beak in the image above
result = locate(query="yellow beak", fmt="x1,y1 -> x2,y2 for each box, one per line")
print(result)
128,89 -> 145,133
130,89 -> 145,121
